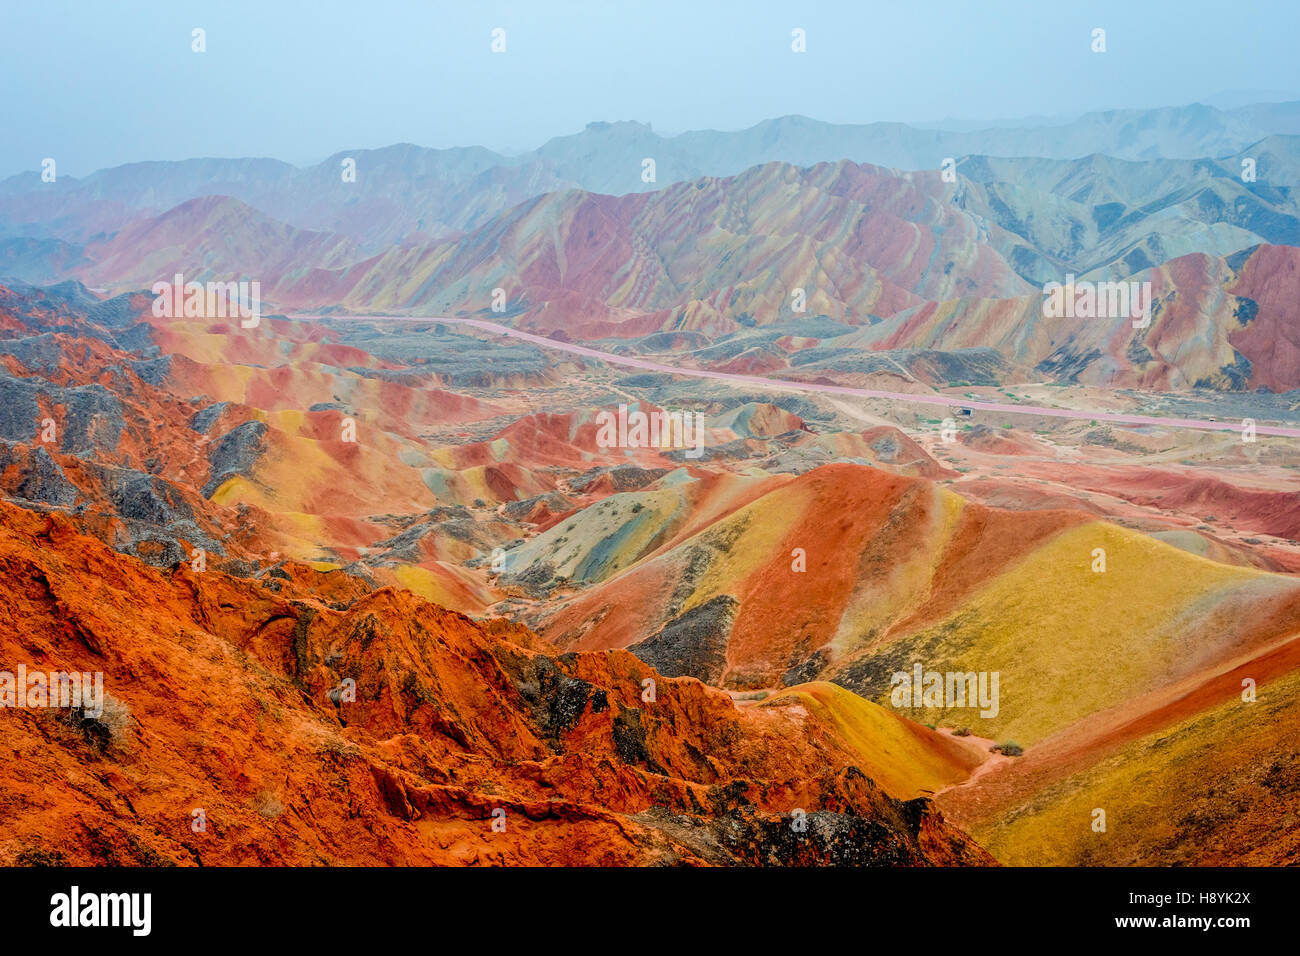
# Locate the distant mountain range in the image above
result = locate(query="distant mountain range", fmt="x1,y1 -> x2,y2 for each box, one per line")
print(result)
3,100 -> 1299,248
1,100 -> 1298,391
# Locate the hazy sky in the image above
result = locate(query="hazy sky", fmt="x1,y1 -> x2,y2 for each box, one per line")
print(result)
3,0 -> 1298,177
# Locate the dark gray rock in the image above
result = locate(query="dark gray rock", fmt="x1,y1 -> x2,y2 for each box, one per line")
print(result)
109,469 -> 194,526
570,464 -> 669,494
189,402 -> 229,434
129,355 -> 172,385
501,491 -> 572,520
1,443 -> 80,507
0,375 -> 43,442
203,421 -> 269,498
628,594 -> 738,684
59,383 -> 125,455
496,650 -> 609,743
0,334 -> 66,373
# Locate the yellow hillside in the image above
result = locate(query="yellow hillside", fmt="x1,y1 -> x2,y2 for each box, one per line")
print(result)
954,663 -> 1300,866
859,521 -> 1297,745
762,681 -> 986,799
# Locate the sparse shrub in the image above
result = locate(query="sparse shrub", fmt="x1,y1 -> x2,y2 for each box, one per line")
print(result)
14,845 -> 68,867
953,727 -> 971,737
992,741 -> 1023,756
72,692 -> 134,752
252,790 -> 284,819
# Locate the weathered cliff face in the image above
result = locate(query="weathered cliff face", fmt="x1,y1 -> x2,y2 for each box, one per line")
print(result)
0,500 -> 991,866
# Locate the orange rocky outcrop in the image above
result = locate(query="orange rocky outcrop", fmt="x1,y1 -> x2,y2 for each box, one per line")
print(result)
0,500 -> 991,866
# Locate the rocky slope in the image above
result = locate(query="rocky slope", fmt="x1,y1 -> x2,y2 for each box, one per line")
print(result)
0,498 -> 992,866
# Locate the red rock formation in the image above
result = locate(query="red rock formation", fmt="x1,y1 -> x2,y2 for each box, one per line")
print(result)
0,500 -> 992,866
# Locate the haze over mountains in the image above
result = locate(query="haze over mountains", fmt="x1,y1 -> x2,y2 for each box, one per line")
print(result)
3,100 -> 1297,394
4,99 -> 1299,248
2,92 -> 1299,868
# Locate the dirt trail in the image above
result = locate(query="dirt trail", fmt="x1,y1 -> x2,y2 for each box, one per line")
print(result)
302,314 -> 1300,438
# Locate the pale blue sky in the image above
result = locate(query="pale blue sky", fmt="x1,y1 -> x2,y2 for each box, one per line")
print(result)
2,0 -> 1298,177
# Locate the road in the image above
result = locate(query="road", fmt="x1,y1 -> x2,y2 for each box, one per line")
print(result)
300,314 -> 1300,439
